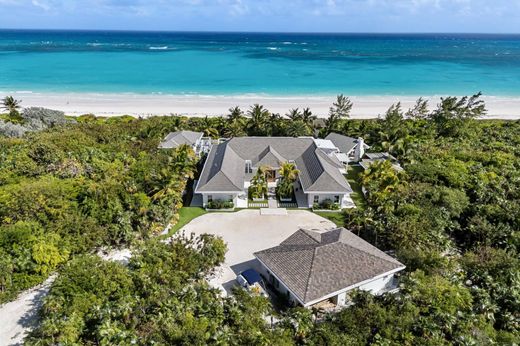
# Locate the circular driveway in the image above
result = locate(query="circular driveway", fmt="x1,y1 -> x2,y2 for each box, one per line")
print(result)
179,209 -> 337,293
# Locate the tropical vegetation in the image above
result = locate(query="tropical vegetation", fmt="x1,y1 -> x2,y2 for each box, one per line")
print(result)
248,166 -> 268,200
277,161 -> 299,199
0,92 -> 518,345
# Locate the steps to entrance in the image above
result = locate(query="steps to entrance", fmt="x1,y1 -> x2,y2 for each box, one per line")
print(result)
260,208 -> 288,216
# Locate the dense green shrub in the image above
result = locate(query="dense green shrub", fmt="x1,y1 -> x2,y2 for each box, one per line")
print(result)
0,116 -> 197,303
207,199 -> 234,210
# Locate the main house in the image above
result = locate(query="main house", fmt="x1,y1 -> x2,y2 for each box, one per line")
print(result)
254,228 -> 406,308
194,137 -> 354,209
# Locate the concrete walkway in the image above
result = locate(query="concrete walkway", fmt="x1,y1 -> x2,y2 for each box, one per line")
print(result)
0,275 -> 56,346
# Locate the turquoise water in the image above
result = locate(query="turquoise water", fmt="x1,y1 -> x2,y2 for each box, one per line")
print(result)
1,30 -> 520,96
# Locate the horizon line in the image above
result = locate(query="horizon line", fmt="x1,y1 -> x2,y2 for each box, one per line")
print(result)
1,28 -> 520,36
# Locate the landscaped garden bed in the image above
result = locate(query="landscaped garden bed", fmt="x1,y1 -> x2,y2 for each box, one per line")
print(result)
312,199 -> 341,211
206,200 -> 235,211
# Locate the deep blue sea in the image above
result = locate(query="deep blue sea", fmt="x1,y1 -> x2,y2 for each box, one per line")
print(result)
1,30 -> 520,96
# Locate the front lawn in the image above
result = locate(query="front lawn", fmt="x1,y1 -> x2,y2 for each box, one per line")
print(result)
345,165 -> 367,210
166,207 -> 208,237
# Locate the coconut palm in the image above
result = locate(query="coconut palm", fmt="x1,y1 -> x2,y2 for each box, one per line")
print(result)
227,106 -> 243,122
301,107 -> 317,127
285,108 -> 302,121
249,167 -> 268,200
277,161 -> 300,198
286,120 -> 311,137
247,104 -> 270,136
224,120 -> 247,138
1,96 -> 22,119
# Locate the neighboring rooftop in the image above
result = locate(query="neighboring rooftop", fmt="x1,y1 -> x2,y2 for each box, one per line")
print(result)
254,228 -> 405,305
325,133 -> 363,154
361,152 -> 404,172
195,137 -> 352,194
159,131 -> 203,149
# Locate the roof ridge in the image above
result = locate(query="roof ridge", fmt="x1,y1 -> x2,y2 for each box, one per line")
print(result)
303,246 -> 319,303
340,239 -> 402,267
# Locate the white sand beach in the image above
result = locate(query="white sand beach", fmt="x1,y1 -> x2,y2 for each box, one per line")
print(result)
2,92 -> 520,119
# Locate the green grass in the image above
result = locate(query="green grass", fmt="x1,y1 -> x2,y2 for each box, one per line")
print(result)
313,211 -> 345,227
165,207 -> 208,237
345,165 -> 367,210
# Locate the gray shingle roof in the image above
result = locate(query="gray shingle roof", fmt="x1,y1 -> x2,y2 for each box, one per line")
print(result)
159,131 -> 203,149
360,152 -> 404,172
196,137 -> 352,194
196,142 -> 244,192
254,228 -> 405,305
325,132 -> 359,154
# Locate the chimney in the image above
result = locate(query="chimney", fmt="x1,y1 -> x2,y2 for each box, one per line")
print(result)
355,137 -> 365,162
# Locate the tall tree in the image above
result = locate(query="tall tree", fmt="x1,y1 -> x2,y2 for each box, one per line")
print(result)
285,108 -> 302,121
406,97 -> 429,120
227,106 -> 244,122
301,107 -> 317,128
1,96 -> 22,115
247,104 -> 270,136
325,94 -> 353,133
286,120 -> 311,137
429,92 -> 486,137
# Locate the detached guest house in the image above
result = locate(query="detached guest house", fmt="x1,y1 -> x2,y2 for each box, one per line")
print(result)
254,228 -> 406,308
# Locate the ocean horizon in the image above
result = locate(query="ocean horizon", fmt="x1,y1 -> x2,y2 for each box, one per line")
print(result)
1,30 -> 520,97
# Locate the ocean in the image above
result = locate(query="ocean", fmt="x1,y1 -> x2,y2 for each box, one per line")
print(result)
1,30 -> 520,96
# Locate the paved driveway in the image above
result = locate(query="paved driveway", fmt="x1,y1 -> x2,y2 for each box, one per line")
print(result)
179,209 -> 337,294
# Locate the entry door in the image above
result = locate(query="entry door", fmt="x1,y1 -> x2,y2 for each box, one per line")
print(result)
266,170 -> 276,183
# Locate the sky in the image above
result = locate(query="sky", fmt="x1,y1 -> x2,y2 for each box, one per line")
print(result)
0,0 -> 519,33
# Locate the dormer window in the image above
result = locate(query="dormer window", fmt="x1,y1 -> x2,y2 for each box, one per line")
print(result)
245,160 -> 253,174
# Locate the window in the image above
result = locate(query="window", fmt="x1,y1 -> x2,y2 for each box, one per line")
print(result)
334,195 -> 340,203
245,160 -> 252,174
314,195 -> 320,203
208,195 -> 213,202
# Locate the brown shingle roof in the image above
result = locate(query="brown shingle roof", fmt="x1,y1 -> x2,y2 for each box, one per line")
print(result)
254,228 -> 405,304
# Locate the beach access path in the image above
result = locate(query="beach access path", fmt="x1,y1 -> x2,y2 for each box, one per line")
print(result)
0,275 -> 56,346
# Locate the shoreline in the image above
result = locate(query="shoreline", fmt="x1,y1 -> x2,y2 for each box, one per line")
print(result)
2,91 -> 520,119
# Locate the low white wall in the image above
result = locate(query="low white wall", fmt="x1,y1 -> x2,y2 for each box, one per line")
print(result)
307,193 -> 346,208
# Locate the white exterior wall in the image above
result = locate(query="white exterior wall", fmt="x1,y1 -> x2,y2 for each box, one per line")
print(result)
307,193 -> 348,208
202,193 -> 238,207
256,262 -> 302,307
358,274 -> 395,295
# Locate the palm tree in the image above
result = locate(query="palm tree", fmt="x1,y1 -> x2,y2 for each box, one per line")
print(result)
285,108 -> 302,121
301,107 -> 317,127
224,120 -> 247,138
171,144 -> 197,179
277,161 -> 300,198
247,104 -> 270,136
1,96 -> 22,117
249,167 -> 268,200
227,106 -> 243,122
286,120 -> 311,137
199,116 -> 219,138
